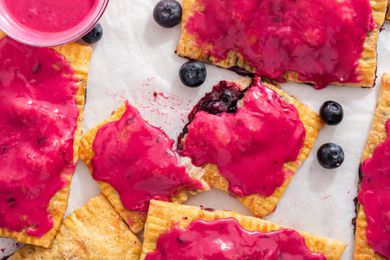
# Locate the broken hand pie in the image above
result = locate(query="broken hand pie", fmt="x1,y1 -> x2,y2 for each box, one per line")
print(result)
178,77 -> 323,217
79,101 -> 209,234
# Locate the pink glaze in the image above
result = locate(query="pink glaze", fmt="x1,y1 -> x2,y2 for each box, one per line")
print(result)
358,120 -> 390,258
0,37 -> 79,237
3,0 -> 98,32
146,218 -> 325,259
179,78 -> 305,197
186,0 -> 375,89
91,102 -> 203,212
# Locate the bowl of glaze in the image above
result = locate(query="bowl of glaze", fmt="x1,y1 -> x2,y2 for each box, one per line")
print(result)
0,0 -> 109,47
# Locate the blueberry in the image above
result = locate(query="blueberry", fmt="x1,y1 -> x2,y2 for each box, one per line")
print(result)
317,143 -> 344,169
320,101 -> 343,125
179,61 -> 207,88
82,23 -> 103,44
153,0 -> 182,28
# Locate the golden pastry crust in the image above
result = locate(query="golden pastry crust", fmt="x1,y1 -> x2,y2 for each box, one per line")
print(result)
10,195 -> 142,260
0,33 -> 92,248
79,102 -> 209,234
186,78 -> 323,217
141,200 -> 347,260
354,74 -> 390,260
177,0 -> 388,88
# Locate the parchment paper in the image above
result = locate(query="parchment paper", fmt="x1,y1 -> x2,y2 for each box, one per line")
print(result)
2,1 -> 390,259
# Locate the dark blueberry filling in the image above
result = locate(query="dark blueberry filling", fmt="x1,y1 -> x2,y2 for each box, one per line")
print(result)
177,80 -> 245,150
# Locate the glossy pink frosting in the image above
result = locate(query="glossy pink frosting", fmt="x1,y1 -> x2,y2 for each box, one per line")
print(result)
358,120 -> 390,258
179,78 -> 305,197
91,102 -> 204,212
146,218 -> 326,259
186,0 -> 375,88
0,37 -> 79,237
3,0 -> 98,32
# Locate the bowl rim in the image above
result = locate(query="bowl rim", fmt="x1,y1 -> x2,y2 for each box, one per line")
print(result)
0,0 -> 109,47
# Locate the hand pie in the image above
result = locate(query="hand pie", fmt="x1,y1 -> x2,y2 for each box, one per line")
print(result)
79,101 -> 209,234
178,77 -> 323,218
354,74 -> 390,259
10,195 -> 142,259
0,33 -> 92,247
141,200 -> 346,259
177,0 -> 387,88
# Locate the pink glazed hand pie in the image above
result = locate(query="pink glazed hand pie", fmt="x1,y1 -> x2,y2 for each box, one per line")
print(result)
141,200 -> 347,259
79,102 -> 209,234
178,77 -> 323,218
177,0 -> 388,88
0,33 -> 92,247
354,74 -> 390,259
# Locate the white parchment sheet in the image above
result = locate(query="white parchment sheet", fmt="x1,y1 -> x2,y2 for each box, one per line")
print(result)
1,1 -> 390,259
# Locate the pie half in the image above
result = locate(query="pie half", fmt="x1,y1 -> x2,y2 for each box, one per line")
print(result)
180,77 -> 323,218
79,102 -> 208,234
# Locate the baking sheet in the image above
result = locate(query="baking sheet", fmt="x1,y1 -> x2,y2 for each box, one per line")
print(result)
2,0 -> 390,258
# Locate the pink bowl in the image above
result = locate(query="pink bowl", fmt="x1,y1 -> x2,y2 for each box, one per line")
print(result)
0,0 -> 109,47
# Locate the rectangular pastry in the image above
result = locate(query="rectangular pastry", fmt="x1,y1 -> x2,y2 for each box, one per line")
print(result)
177,0 -> 388,88
177,77 -> 323,218
79,101 -> 209,234
354,74 -> 390,259
141,200 -> 347,259
10,195 -> 142,259
0,33 -> 92,247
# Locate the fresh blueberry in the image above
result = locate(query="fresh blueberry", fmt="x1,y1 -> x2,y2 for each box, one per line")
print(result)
82,24 -> 103,44
320,101 -> 343,125
153,0 -> 182,28
179,61 -> 207,88
317,143 -> 344,169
